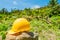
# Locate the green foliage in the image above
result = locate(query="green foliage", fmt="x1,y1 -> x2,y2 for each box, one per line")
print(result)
49,0 -> 58,7
0,31 -> 6,40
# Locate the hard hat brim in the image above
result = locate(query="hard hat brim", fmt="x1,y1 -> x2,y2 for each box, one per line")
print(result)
8,30 -> 16,34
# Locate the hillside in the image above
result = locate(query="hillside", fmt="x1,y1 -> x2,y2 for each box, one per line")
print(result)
0,5 -> 60,40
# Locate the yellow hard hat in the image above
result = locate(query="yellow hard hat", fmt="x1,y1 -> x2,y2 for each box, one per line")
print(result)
8,18 -> 30,34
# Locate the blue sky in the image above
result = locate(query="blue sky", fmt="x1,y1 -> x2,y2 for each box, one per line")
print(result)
0,0 -> 60,11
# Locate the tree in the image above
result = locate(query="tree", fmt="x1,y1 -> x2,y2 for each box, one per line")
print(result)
48,0 -> 59,17
0,8 -> 8,14
49,0 -> 58,7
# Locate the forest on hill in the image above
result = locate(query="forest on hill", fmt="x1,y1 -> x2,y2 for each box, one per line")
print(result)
0,0 -> 60,40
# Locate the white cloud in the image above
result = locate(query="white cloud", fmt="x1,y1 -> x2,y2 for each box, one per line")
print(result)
31,5 -> 40,9
13,1 -> 17,5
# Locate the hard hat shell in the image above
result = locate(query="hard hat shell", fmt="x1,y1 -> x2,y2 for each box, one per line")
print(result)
8,18 -> 30,34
